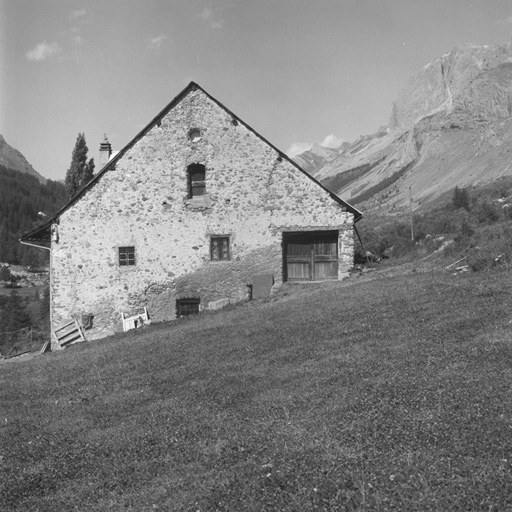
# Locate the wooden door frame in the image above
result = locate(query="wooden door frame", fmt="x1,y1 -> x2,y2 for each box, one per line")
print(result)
282,230 -> 339,282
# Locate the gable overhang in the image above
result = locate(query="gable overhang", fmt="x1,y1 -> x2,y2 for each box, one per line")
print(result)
20,219 -> 53,245
20,82 -> 362,245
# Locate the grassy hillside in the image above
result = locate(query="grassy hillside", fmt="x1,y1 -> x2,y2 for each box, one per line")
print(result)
2,267 -> 512,511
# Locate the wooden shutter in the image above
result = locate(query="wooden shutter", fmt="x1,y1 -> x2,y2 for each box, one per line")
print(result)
188,164 -> 206,197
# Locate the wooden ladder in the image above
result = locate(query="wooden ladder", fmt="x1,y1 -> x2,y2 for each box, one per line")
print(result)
53,318 -> 86,348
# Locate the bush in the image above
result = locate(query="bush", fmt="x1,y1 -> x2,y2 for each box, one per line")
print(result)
355,184 -> 512,269
472,200 -> 501,224
355,220 -> 416,262
460,224 -> 512,271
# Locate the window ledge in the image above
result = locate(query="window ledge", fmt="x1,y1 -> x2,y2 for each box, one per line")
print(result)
185,195 -> 212,208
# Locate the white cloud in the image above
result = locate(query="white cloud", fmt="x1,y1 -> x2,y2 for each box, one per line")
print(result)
320,133 -> 343,149
26,41 -> 63,61
286,142 -> 312,158
70,9 -> 87,20
146,34 -> 169,51
495,14 -> 512,25
199,7 -> 214,19
199,6 -> 223,29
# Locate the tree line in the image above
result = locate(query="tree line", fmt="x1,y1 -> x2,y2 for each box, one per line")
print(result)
0,166 -> 67,266
0,132 -> 96,267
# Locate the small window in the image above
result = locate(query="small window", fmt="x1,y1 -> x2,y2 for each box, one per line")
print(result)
119,246 -> 135,266
210,236 -> 230,261
188,128 -> 202,142
177,298 -> 200,317
187,164 -> 206,198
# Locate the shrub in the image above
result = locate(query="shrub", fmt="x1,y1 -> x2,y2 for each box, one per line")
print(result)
356,183 -> 512,268
472,200 -> 501,224
462,224 -> 512,271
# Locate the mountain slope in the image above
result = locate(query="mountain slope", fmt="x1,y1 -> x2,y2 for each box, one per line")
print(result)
0,166 -> 67,265
0,134 -> 46,184
296,42 -> 512,212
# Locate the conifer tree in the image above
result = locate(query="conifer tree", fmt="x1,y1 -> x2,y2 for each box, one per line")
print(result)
452,186 -> 470,211
40,287 -> 50,322
64,133 -> 95,198
0,265 -> 12,284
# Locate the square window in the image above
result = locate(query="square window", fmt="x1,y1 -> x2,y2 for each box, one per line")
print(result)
210,236 -> 230,261
119,246 -> 135,266
177,298 -> 200,317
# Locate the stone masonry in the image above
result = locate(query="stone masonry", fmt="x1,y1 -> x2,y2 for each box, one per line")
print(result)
47,83 -> 358,345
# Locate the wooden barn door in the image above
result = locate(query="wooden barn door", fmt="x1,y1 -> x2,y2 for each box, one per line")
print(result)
284,231 -> 338,282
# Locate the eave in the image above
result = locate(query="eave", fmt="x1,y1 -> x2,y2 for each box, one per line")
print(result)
20,220 -> 53,244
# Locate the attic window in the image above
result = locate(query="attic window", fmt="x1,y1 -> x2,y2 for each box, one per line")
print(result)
119,246 -> 135,266
177,298 -> 200,317
187,164 -> 206,198
188,129 -> 202,142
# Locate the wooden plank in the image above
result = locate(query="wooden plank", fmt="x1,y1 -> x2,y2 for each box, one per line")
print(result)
287,262 -> 310,281
59,333 -> 82,346
314,261 -> 338,280
55,325 -> 77,337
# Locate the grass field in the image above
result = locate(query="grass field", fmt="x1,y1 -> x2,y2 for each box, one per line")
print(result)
2,265 -> 512,511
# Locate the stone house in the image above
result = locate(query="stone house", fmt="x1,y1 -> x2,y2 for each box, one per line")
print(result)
21,82 -> 362,347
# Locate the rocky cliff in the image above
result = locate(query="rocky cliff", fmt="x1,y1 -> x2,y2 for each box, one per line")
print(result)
0,134 -> 46,183
296,42 -> 512,212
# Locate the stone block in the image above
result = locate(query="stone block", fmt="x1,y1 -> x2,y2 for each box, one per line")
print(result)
252,274 -> 274,299
207,297 -> 230,311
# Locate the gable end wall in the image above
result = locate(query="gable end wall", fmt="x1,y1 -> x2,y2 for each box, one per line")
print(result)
50,89 -> 354,344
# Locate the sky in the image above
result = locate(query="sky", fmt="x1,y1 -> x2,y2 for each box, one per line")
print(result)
1,0 -> 512,181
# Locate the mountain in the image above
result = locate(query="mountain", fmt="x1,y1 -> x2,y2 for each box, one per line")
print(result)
295,42 -> 512,213
0,134 -> 46,184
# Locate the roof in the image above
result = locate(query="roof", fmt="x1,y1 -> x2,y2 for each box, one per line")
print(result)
21,82 -> 362,243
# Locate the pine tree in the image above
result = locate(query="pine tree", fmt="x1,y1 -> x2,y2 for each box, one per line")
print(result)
452,186 -> 470,211
0,265 -> 12,284
40,287 -> 50,322
64,133 -> 95,198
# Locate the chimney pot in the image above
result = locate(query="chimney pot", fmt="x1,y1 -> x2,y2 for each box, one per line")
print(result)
99,134 -> 112,169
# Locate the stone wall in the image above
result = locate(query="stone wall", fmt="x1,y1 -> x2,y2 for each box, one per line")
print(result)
50,87 -> 354,345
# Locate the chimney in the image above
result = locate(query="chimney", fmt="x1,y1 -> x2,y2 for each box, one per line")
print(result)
99,134 -> 112,169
